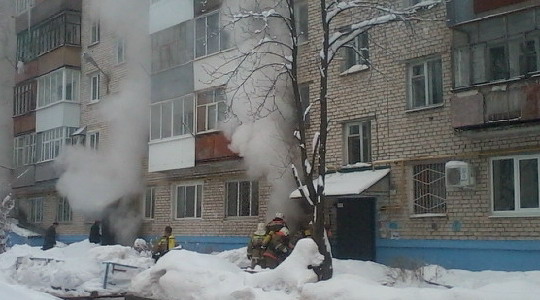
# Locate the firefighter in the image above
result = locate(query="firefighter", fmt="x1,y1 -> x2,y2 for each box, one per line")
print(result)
247,223 -> 267,268
152,225 -> 176,262
262,226 -> 291,269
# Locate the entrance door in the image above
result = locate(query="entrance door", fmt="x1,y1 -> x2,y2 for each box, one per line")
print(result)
335,197 -> 376,261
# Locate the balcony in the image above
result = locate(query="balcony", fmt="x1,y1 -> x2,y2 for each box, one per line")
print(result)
451,80 -> 540,129
15,0 -> 82,33
195,131 -> 238,162
446,0 -> 533,27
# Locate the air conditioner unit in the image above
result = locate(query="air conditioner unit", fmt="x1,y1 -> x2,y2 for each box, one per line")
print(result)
445,161 -> 475,189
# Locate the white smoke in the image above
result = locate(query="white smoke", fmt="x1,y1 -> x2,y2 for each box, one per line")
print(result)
219,0 -> 301,222
55,0 -> 150,244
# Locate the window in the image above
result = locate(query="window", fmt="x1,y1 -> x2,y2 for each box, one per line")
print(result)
13,134 -> 36,167
453,10 -> 540,87
175,184 -> 202,218
14,81 -> 36,116
57,197 -> 72,223
37,68 -> 80,107
91,20 -> 100,44
87,132 -> 99,150
412,163 -> 447,215
226,181 -> 259,217
150,95 -> 194,140
492,155 -> 540,215
90,73 -> 100,101
29,198 -> 43,223
144,187 -> 155,219
16,0 -> 34,15
37,127 -> 76,162
195,11 -> 229,58
294,0 -> 308,43
116,38 -> 125,64
342,32 -> 369,71
299,83 -> 310,126
151,21 -> 194,73
16,12 -> 81,62
196,88 -> 226,133
408,57 -> 443,109
345,121 -> 371,165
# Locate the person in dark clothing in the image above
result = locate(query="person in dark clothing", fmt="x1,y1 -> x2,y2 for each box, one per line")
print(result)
42,222 -> 58,250
89,220 -> 101,244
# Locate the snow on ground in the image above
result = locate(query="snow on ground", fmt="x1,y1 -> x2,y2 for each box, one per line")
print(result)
2,238 -> 540,300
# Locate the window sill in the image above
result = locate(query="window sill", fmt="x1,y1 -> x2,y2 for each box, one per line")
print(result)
405,103 -> 444,113
36,159 -> 55,164
87,99 -> 101,106
339,64 -> 370,76
149,134 -> 194,145
174,217 -> 202,221
225,215 -> 258,220
196,129 -> 221,136
489,212 -> 540,218
409,213 -> 447,218
88,41 -> 100,48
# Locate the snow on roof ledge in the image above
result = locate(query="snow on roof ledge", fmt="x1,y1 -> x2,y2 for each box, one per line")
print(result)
290,168 -> 390,198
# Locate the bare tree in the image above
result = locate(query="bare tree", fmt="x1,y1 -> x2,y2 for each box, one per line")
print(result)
211,0 -> 442,280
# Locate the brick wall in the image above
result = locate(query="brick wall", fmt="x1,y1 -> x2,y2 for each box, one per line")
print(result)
300,2 -> 540,241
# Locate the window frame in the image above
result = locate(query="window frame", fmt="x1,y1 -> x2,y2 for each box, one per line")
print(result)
490,154 -> 540,217
90,73 -> 100,101
37,127 -> 76,162
294,0 -> 309,44
90,20 -> 100,45
407,57 -> 443,110
16,0 -> 35,15
57,197 -> 72,223
14,80 -> 36,116
150,95 -> 195,141
174,183 -> 203,219
36,68 -> 81,108
143,187 -> 155,220
196,87 -> 227,133
225,181 -> 259,217
411,162 -> 447,216
195,10 -> 224,58
116,38 -> 125,64
342,32 -> 370,72
344,120 -> 371,165
87,131 -> 99,150
29,198 -> 43,223
13,133 -> 36,167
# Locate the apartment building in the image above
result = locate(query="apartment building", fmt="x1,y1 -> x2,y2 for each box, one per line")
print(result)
294,0 -> 540,271
11,0 -> 85,242
0,0 -> 15,198
144,0 -> 271,251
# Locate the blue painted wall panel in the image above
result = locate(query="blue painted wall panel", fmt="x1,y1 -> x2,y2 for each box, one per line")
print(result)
377,239 -> 540,271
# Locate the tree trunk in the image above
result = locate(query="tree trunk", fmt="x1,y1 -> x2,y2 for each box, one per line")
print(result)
312,0 -> 332,281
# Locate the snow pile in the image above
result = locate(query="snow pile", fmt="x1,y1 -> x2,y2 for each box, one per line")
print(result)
3,238 -> 540,299
0,240 -> 153,295
0,281 -> 60,300
246,238 -> 323,292
131,249 -> 246,300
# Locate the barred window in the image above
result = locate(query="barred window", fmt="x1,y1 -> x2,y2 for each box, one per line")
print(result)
412,163 -> 447,215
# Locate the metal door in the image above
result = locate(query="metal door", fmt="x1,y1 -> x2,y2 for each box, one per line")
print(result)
335,197 -> 376,261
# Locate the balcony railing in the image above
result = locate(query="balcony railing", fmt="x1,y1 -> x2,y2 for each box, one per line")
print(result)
451,80 -> 540,129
